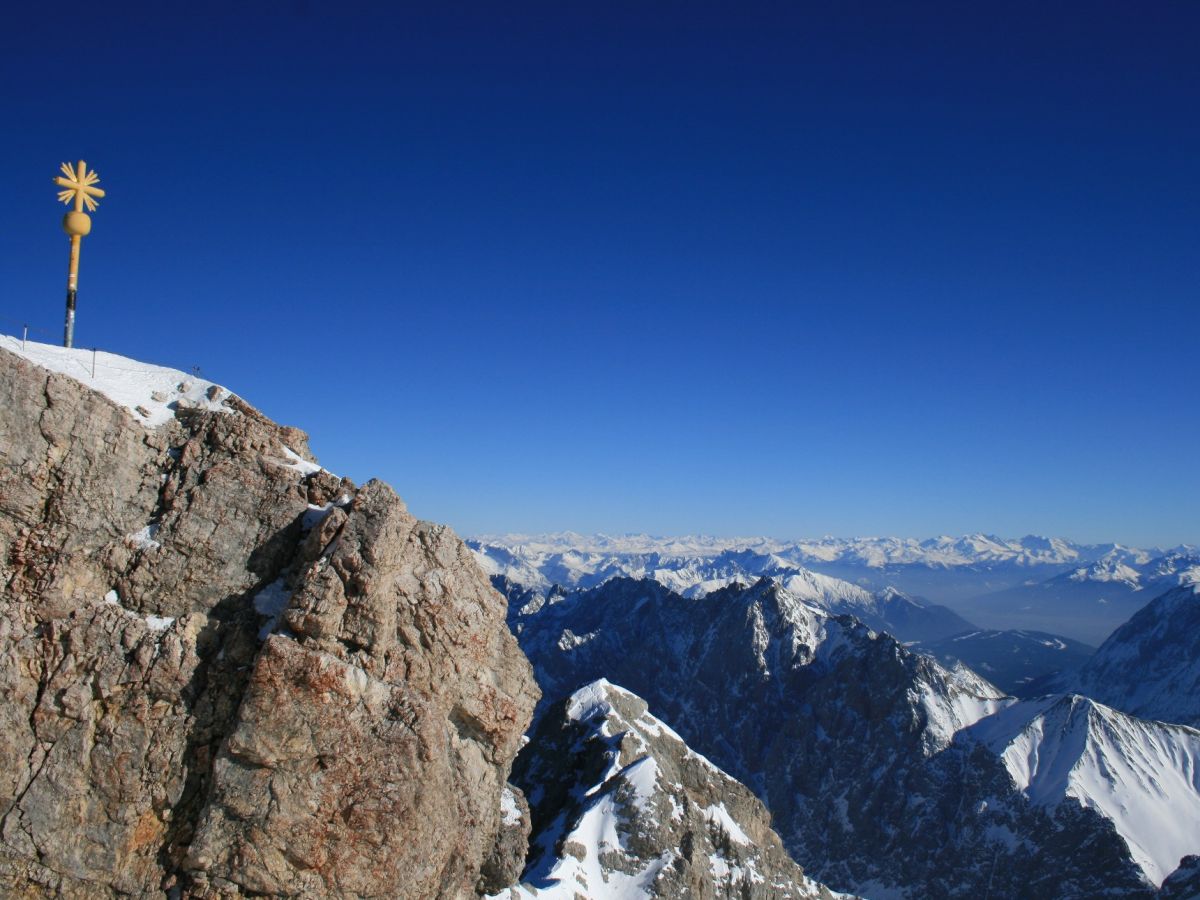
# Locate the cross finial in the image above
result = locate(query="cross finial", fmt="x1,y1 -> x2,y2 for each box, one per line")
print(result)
54,161 -> 105,213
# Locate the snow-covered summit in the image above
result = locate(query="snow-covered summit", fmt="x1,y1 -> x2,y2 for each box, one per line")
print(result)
965,693 -> 1200,886
0,334 -> 234,428
499,678 -> 846,899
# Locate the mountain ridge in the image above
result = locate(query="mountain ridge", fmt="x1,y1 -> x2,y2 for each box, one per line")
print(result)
510,574 -> 1200,895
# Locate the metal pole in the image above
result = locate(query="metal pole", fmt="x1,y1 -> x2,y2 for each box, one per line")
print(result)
22,325 -> 27,349
91,348 -> 96,378
64,226 -> 82,348
55,160 -> 102,349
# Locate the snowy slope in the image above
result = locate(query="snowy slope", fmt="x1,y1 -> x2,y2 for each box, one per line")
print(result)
1,334 -> 235,428
965,694 -> 1200,886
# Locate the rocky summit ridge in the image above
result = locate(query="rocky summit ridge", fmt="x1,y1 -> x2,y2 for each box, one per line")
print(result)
0,340 -> 540,898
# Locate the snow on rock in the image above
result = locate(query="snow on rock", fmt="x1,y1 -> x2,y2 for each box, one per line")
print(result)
498,679 -> 846,899
253,576 -> 293,640
102,589 -> 175,632
965,693 -> 1200,886
275,446 -> 325,476
500,785 -> 522,827
1,334 -> 233,428
125,524 -> 162,550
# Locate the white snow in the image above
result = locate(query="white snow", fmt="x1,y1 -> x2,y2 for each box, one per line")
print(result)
276,446 -> 324,476
102,589 -> 175,632
253,577 -> 292,640
125,524 -> 161,550
913,677 -> 1013,754
703,803 -> 751,845
469,531 -> 1098,578
967,694 -> 1200,886
2,334 -> 233,428
500,786 -> 522,827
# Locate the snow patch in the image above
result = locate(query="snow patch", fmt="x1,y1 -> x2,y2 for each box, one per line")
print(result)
125,524 -> 161,550
3,334 -> 233,428
102,589 -> 174,632
253,577 -> 292,640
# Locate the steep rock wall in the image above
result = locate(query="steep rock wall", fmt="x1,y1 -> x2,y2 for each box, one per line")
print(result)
0,345 -> 538,898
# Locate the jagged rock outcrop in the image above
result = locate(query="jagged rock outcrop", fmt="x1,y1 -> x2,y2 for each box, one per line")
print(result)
0,342 -> 538,898
498,680 -> 845,899
1161,856 -> 1200,899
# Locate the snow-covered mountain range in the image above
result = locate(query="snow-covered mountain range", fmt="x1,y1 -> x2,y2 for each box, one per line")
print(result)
474,542 -> 974,643
472,532 -> 1104,569
508,575 -> 1198,896
470,534 -> 1199,645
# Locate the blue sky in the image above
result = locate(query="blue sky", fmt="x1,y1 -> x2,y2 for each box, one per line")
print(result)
2,3 -> 1197,545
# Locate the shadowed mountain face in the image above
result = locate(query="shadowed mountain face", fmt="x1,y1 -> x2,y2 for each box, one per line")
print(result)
911,629 -> 1096,696
1049,583 -> 1200,728
510,576 -> 1184,898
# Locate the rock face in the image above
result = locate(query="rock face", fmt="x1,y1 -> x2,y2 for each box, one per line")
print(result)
512,576 -> 1176,897
498,680 -> 844,900
0,342 -> 538,898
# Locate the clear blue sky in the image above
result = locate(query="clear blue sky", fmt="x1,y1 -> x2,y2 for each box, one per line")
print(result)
2,2 -> 1197,546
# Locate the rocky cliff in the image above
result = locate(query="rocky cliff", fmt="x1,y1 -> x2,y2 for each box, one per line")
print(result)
0,340 -> 539,898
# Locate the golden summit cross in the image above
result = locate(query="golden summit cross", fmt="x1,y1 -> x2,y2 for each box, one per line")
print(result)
53,161 -> 105,348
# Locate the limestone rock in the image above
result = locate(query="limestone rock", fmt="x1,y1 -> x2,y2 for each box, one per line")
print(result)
187,480 -> 537,897
0,343 -> 537,898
